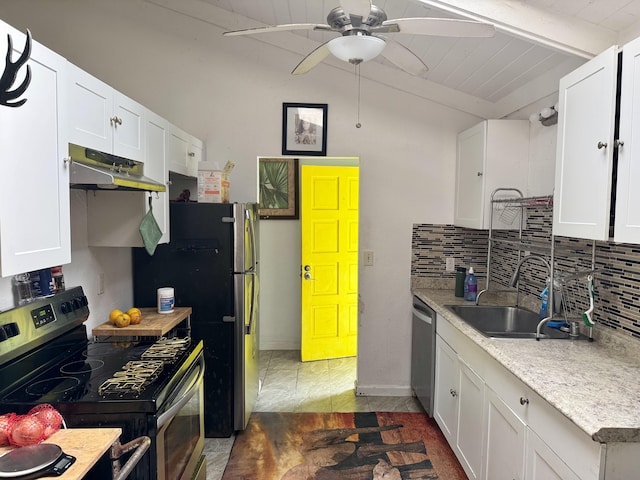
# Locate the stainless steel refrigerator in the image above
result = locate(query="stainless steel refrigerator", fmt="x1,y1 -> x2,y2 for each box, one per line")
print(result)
133,202 -> 259,437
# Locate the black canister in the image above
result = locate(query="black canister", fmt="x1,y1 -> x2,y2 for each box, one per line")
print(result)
455,267 -> 467,297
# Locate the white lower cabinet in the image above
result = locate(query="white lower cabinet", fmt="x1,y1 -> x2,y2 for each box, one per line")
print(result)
434,335 -> 484,480
484,387 -> 526,480
434,316 -> 601,480
525,429 -> 580,480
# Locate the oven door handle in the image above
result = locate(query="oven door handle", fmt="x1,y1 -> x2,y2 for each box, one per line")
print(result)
157,356 -> 205,430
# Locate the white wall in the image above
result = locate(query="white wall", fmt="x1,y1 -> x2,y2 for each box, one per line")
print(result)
0,0 -> 557,395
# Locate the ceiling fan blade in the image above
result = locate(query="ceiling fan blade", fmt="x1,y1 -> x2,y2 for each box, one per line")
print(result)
291,42 -> 332,75
223,23 -> 332,36
340,0 -> 372,24
381,18 -> 495,37
380,41 -> 429,77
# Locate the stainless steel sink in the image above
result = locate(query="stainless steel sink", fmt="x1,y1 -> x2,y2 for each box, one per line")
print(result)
445,305 -> 569,339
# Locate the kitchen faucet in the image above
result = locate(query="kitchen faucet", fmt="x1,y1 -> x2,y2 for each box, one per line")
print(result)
509,254 -> 557,340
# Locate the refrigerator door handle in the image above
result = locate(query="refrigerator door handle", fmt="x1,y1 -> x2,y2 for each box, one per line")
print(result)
223,316 -> 235,323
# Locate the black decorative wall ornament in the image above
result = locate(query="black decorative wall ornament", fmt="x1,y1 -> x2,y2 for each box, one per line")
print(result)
1,29 -> 32,108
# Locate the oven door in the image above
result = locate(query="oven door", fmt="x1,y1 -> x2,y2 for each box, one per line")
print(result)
156,351 -> 205,480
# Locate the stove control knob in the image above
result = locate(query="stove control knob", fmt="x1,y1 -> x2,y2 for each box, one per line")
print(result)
2,322 -> 19,339
72,298 -> 82,310
79,295 -> 88,307
60,301 -> 71,314
0,328 -> 7,342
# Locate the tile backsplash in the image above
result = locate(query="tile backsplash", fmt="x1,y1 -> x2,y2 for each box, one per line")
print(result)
412,208 -> 640,344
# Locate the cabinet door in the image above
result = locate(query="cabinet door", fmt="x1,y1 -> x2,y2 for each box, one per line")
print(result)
168,124 -> 190,176
456,360 -> 485,480
485,387 -> 526,480
454,120 -> 529,229
187,136 -> 203,177
614,36 -> 640,243
455,121 -> 486,228
112,91 -> 145,162
434,336 -> 459,445
68,65 -> 113,153
553,46 -> 618,240
0,25 -> 70,276
525,429 -> 580,480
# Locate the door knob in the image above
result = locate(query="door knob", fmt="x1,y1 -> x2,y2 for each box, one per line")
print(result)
304,265 -> 311,271
304,272 -> 312,280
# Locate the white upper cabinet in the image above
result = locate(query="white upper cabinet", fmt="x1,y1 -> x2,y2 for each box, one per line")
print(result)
0,22 -> 70,276
87,108 -> 169,247
168,123 -> 202,177
554,38 -> 640,244
454,120 -> 529,229
553,46 -> 618,241
614,37 -> 640,243
68,65 -> 145,162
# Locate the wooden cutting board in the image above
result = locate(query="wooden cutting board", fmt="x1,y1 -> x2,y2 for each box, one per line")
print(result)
91,307 -> 192,337
0,428 -> 121,480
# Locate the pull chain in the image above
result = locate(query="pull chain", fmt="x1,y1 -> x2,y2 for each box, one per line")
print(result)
355,63 -> 362,128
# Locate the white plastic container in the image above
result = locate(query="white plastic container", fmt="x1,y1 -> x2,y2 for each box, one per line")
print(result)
157,287 -> 175,314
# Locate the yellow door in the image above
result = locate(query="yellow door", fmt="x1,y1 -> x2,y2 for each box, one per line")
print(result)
301,165 -> 359,362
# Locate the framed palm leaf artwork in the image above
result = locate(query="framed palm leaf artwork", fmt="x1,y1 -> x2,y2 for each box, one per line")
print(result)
258,158 -> 299,219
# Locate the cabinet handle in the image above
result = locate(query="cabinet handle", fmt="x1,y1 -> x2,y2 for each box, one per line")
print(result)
477,172 -> 483,177
519,397 -> 529,405
615,139 -> 624,148
110,116 -> 122,127
597,141 -> 608,149
449,389 -> 457,397
188,152 -> 195,157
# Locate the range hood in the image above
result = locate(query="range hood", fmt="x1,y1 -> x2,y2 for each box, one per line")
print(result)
68,144 -> 166,192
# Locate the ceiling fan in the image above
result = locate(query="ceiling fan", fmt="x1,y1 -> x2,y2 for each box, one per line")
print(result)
223,0 -> 496,76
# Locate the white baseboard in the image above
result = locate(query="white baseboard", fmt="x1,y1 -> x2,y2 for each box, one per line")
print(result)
355,384 -> 414,397
259,337 -> 300,350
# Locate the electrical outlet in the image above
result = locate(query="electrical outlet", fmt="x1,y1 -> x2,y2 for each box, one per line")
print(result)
363,251 -> 374,266
97,272 -> 105,295
445,257 -> 455,271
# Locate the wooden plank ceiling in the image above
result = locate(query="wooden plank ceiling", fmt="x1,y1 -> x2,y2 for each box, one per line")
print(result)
168,0 -> 640,116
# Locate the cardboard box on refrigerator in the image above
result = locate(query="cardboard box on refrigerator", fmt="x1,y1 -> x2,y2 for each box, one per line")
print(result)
197,161 -> 234,203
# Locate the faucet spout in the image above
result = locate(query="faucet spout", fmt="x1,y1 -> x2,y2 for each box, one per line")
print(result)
509,255 -> 551,288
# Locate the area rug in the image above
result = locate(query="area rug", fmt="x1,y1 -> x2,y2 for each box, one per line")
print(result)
221,412 -> 467,479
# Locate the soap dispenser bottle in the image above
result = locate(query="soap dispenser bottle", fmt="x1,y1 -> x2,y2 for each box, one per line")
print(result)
464,267 -> 478,302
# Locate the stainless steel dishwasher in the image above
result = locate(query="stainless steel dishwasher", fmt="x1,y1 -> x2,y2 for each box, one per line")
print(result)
411,295 -> 436,416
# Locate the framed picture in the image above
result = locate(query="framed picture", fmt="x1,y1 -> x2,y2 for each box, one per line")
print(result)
258,158 -> 299,219
282,103 -> 327,156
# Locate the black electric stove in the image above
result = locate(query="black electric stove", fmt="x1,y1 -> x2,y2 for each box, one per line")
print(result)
0,286 -> 205,480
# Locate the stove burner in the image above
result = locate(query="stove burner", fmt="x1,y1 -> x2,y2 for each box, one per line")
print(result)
60,359 -> 104,375
98,360 -> 164,397
26,377 -> 80,396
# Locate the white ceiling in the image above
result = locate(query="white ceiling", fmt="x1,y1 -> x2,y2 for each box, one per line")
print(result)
149,0 -> 640,117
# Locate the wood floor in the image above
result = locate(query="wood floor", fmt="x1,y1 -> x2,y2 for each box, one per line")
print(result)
203,350 -> 424,480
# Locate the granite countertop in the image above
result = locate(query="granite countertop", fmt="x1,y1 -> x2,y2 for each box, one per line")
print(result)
414,288 -> 640,443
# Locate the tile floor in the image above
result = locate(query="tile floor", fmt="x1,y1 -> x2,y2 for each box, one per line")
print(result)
203,350 -> 425,480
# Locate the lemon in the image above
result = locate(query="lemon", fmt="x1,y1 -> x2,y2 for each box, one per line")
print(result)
114,313 -> 131,328
109,309 -> 123,324
128,308 -> 142,325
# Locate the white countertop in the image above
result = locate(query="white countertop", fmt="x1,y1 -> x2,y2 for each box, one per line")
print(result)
414,288 -> 640,443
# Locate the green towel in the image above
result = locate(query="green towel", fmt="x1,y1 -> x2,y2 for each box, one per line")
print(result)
139,196 -> 162,255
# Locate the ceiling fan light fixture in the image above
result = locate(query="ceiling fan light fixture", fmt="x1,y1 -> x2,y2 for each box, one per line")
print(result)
327,35 -> 385,64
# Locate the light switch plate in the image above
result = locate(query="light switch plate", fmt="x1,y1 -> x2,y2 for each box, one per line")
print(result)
363,251 -> 374,266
